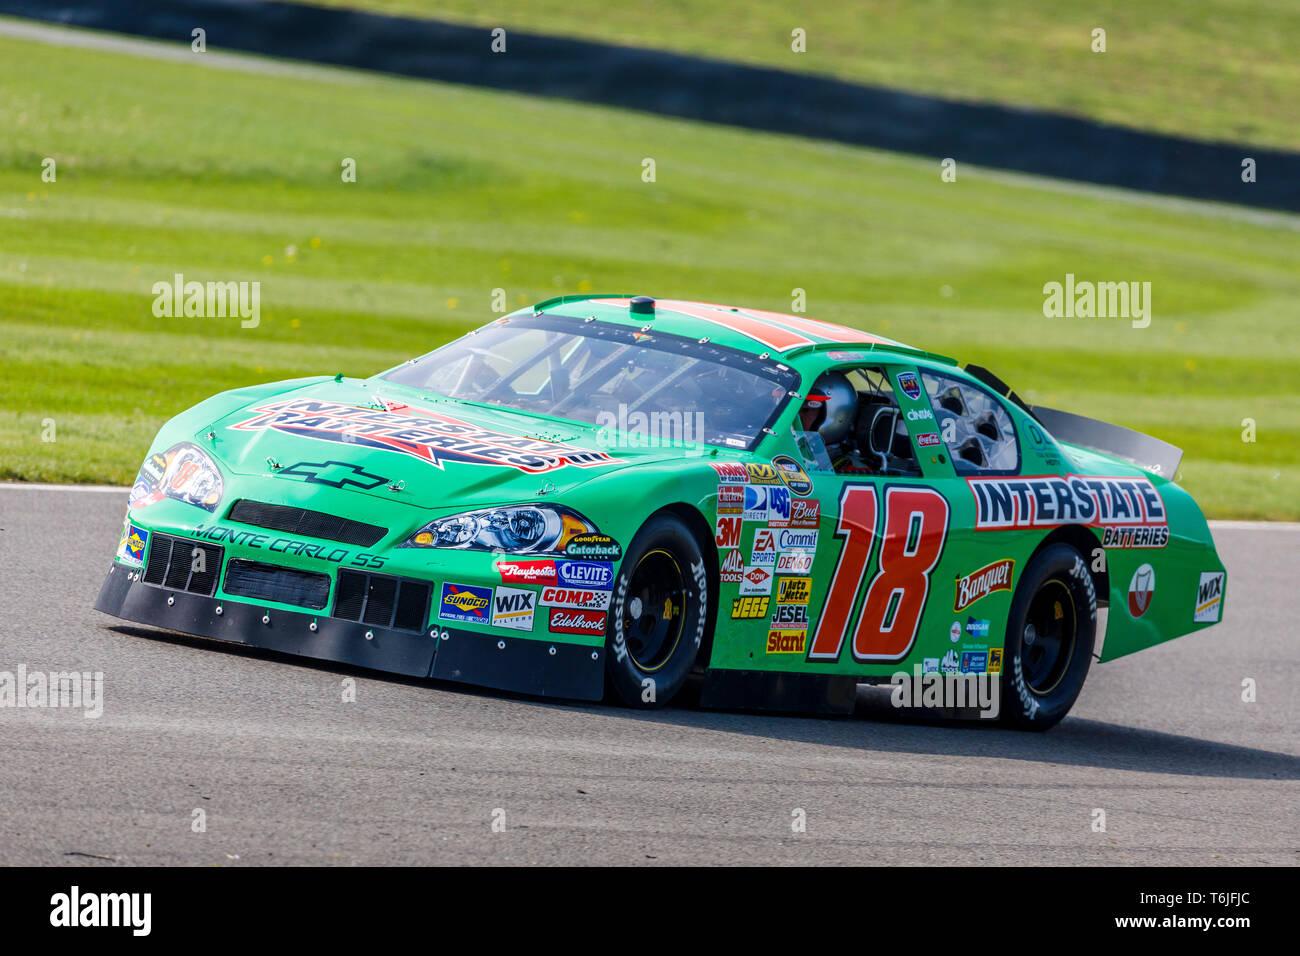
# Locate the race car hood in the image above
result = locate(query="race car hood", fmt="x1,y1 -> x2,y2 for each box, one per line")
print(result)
199,376 -> 691,510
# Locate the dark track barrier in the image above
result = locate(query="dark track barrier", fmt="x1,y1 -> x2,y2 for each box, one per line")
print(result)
4,0 -> 1297,212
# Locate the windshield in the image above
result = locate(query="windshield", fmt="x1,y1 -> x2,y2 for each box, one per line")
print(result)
383,314 -> 799,450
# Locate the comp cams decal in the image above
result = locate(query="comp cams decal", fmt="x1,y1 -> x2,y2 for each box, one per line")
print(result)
231,399 -> 616,474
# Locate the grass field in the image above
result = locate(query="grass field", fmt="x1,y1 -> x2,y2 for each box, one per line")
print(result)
292,0 -> 1300,151
0,25 -> 1297,518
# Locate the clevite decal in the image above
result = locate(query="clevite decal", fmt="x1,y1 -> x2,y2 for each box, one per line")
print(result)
231,399 -> 616,473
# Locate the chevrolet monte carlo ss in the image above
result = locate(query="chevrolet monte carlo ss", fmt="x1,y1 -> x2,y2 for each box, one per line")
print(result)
97,295 -> 1227,728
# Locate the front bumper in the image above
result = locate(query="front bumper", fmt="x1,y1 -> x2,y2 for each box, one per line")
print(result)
94,564 -> 604,700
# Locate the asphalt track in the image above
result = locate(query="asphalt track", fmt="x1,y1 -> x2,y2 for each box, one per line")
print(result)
0,486 -> 1295,866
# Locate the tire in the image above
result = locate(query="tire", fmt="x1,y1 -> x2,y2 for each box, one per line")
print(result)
1001,542 -> 1097,730
606,513 -> 710,708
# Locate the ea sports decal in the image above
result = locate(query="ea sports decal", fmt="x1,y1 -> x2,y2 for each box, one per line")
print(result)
1127,563 -> 1155,618
231,399 -> 616,474
896,371 -> 922,401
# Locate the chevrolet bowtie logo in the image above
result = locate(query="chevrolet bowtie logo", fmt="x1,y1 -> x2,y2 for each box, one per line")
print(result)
278,460 -> 388,490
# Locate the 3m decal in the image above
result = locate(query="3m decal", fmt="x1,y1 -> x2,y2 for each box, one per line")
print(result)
953,559 -> 1015,611
548,608 -> 608,635
439,583 -> 492,623
232,399 -> 615,474
716,516 -> 743,550
731,596 -> 770,619
495,559 -> 557,586
969,474 -> 1166,532
776,577 -> 812,604
540,586 -> 612,611
1127,563 -> 1155,618
808,485 -> 950,663
1194,571 -> 1224,623
491,587 -> 536,631
772,455 -> 813,496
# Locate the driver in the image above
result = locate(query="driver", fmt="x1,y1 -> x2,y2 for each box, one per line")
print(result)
798,371 -> 863,470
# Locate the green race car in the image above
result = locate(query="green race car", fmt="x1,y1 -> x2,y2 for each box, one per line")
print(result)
96,295 -> 1227,728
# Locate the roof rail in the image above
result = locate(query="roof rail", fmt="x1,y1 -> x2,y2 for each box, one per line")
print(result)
532,293 -> 641,312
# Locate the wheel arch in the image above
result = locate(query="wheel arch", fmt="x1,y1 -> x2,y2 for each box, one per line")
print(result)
1029,524 -> 1108,608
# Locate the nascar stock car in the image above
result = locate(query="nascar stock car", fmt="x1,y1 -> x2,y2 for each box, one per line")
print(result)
96,294 -> 1227,728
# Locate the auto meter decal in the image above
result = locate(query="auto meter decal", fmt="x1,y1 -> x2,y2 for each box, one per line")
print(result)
1127,563 -> 1155,618
230,399 -> 616,474
968,474 -> 1167,536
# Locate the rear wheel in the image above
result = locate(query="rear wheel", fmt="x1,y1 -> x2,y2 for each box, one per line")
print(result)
1001,543 -> 1097,730
606,513 -> 709,708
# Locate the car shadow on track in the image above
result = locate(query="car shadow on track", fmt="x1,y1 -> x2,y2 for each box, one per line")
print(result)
109,624 -> 1299,782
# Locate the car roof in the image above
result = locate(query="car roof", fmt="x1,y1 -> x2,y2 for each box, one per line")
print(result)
524,294 -> 954,365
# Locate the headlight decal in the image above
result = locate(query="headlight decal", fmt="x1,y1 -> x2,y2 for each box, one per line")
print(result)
128,442 -> 224,513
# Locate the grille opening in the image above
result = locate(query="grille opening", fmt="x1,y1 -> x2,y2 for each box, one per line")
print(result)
223,559 -> 331,610
142,534 -> 223,597
226,499 -> 386,547
334,569 -> 430,632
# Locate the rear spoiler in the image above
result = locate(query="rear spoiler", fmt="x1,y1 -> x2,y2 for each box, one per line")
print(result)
964,364 -> 1182,479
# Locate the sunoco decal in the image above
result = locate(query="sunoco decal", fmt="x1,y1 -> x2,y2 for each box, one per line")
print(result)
954,559 -> 1015,611
440,583 -> 492,623
231,399 -> 615,474
968,474 -> 1166,533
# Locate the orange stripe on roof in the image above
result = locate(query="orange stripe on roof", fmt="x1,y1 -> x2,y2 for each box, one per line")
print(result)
657,300 -> 814,351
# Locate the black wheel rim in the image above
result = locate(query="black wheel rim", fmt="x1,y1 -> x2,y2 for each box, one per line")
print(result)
1021,578 -> 1076,694
622,549 -> 686,672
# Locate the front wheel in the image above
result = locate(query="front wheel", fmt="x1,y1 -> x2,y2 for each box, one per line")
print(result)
606,513 -> 710,708
1001,543 -> 1097,730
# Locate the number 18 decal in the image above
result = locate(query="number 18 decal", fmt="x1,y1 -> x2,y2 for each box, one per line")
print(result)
808,485 -> 949,663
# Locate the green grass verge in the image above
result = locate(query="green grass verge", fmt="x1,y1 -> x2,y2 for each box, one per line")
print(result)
289,0 -> 1300,151
0,29 -> 1297,518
